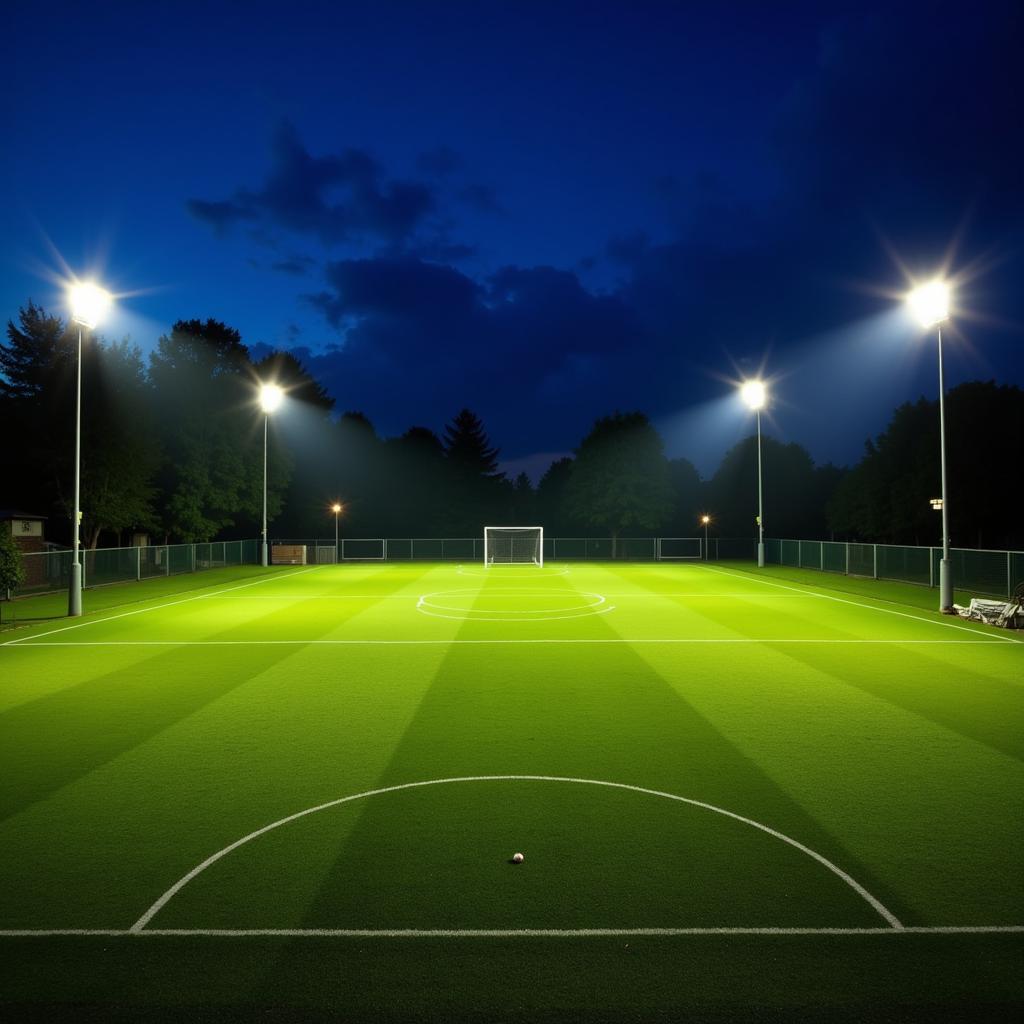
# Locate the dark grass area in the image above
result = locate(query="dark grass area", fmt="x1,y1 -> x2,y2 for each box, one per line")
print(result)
2,935 -> 1021,1023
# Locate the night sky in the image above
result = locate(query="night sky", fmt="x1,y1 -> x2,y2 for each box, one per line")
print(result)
2,0 -> 1022,479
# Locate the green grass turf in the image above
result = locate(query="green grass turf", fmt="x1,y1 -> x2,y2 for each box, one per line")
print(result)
1,560 -> 1021,1021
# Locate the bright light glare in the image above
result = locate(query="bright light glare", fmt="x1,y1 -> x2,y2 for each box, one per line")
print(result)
331,503 -> 342,514
69,282 -> 111,328
259,383 -> 284,413
740,379 -> 767,410
907,279 -> 950,328
701,515 -> 711,525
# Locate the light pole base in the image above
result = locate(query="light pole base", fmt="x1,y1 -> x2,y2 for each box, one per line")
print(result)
261,542 -> 269,568
939,558 -> 953,612
68,562 -> 82,617
757,542 -> 765,568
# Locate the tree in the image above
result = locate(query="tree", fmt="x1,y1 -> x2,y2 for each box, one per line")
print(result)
441,408 -> 506,532
0,526 -> 26,619
536,457 -> 576,534
563,412 -> 674,554
148,319 -> 288,541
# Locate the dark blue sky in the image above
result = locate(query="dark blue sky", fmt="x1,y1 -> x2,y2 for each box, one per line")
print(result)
2,0 -> 1022,478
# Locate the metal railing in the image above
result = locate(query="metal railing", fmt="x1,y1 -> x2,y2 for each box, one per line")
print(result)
14,539 -> 260,597
765,538 -> 1024,600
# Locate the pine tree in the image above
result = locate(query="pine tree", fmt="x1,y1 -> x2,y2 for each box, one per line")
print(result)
442,408 -> 501,478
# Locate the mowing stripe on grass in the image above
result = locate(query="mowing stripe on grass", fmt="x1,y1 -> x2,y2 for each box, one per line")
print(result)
704,566 -> 1022,644
130,775 -> 904,932
6,638 -> 1009,647
0,567 -> 320,647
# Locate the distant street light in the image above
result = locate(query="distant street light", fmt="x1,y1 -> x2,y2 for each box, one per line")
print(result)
331,502 -> 343,561
67,281 -> 111,616
907,279 -> 953,611
259,384 -> 284,567
740,379 -> 768,568
700,514 -> 712,561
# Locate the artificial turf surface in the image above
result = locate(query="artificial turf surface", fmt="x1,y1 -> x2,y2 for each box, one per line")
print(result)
1,559 -> 1021,1021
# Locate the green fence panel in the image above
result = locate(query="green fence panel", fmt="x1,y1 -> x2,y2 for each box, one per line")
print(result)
799,540 -> 823,570
552,538 -> 586,559
168,544 -> 194,574
822,542 -> 846,573
587,538 -> 614,559
943,548 -> 1014,598
779,539 -> 800,567
242,539 -> 258,563
621,538 -> 656,561
411,538 -> 443,560
877,544 -> 931,586
848,543 -> 875,578
15,550 -> 71,595
139,546 -> 165,578
386,539 -> 412,560
85,546 -> 139,587
764,538 -> 781,563
1011,553 -> 1024,598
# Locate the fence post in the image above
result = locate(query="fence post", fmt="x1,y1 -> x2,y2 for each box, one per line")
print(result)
873,545 -> 878,580
165,546 -> 170,575
136,546 -> 141,582
1009,551 -> 1013,600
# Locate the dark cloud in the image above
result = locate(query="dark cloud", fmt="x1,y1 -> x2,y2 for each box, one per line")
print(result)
270,256 -> 316,276
417,146 -> 461,177
457,184 -> 502,214
187,121 -> 435,245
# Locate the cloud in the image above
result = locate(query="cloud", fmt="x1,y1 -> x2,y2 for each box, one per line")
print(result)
188,121 -> 436,246
417,146 -> 461,177
270,256 -> 316,276
457,184 -> 502,214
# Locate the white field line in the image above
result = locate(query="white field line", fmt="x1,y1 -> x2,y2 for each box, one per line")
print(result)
0,567 -> 320,647
194,592 -> 811,600
703,566 -> 1022,645
130,775 -> 903,933
5,639 -> 1009,648
1,926 -> 1022,938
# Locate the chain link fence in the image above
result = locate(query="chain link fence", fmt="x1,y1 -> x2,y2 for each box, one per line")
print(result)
765,538 -> 1023,599
14,539 -> 259,598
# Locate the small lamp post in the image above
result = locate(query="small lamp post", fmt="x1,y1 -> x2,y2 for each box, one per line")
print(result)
740,379 -> 768,568
700,514 -> 711,561
907,280 -> 953,611
67,282 -> 111,616
331,503 -> 342,562
259,383 -> 284,567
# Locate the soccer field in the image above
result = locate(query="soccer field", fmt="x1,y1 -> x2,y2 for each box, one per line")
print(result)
2,560 -> 1022,1021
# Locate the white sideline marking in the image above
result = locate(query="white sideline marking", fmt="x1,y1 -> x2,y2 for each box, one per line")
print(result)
130,775 -> 903,933
4,639 -> 1008,648
191,592 -> 810,600
704,566 -> 1022,644
1,926 -> 1021,938
0,567 -> 320,647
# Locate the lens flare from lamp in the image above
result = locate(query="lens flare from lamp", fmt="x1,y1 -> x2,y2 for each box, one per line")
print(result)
907,280 -> 950,328
740,380 -> 767,410
259,383 -> 284,413
69,283 -> 112,329
331,503 -> 342,514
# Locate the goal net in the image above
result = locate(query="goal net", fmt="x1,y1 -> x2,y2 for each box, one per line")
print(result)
484,526 -> 544,567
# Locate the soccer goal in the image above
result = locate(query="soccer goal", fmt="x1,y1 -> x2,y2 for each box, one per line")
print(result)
484,526 -> 544,567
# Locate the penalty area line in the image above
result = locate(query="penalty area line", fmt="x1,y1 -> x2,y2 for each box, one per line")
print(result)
1,926 -> 1021,938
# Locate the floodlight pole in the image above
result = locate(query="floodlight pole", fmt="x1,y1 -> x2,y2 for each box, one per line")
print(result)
937,325 -> 952,611
262,413 -> 269,568
755,408 -> 765,568
334,507 -> 339,558
68,324 -> 83,616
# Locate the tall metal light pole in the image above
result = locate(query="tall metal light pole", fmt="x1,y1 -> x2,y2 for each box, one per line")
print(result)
259,384 -> 283,567
907,280 -> 953,611
740,380 -> 768,567
67,283 -> 111,617
331,503 -> 342,562
701,514 -> 711,561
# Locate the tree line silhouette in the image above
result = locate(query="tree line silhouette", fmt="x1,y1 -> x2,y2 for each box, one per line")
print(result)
2,303 -> 1022,550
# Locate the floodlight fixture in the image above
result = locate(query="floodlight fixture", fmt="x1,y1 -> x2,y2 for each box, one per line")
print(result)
700,515 -> 711,525
259,383 -> 284,414
740,379 -> 767,410
66,277 -> 112,617
331,503 -> 342,514
69,282 -> 111,329
907,279 -> 950,329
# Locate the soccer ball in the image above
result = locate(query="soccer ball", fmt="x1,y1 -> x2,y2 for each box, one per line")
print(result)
512,852 -> 524,863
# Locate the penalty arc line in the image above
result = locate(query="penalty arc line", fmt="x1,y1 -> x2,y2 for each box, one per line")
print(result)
129,775 -> 904,933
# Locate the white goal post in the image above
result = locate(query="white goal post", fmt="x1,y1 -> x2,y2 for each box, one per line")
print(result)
484,526 -> 544,567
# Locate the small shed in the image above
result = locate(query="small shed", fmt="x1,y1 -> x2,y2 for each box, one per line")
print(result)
0,511 -> 48,554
